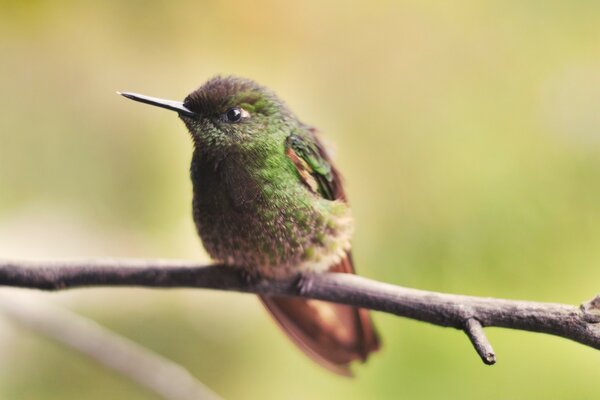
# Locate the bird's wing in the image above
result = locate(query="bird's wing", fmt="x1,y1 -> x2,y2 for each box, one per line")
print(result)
260,129 -> 379,376
284,129 -> 347,201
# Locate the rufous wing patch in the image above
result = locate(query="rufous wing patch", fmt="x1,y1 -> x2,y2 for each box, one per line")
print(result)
286,146 -> 320,194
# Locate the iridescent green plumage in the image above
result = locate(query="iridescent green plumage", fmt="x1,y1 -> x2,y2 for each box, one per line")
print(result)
119,76 -> 379,375
182,77 -> 352,275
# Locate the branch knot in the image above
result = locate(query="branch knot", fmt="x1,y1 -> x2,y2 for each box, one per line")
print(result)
581,295 -> 600,323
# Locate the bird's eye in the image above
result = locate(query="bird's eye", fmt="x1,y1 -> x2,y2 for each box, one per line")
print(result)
225,107 -> 242,122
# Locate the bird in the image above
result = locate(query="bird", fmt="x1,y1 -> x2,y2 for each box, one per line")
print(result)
118,76 -> 380,376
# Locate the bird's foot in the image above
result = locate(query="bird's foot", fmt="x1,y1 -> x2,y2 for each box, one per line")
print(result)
238,268 -> 263,286
295,272 -> 317,296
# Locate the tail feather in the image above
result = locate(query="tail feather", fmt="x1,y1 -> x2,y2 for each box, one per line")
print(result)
260,254 -> 380,376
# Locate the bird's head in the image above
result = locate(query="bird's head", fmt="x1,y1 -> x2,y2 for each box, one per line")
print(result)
120,76 -> 293,159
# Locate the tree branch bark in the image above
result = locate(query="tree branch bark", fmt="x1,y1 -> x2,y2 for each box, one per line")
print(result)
1,258 -> 599,364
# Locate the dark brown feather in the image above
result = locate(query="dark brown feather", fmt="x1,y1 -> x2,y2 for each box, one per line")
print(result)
260,255 -> 379,376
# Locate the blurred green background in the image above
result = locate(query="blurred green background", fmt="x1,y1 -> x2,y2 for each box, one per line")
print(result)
1,0 -> 600,399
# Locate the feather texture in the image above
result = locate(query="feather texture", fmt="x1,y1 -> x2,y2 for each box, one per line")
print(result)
259,129 -> 380,375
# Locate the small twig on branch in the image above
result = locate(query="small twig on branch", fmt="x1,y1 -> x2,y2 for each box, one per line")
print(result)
0,258 -> 599,365
0,292 -> 222,400
464,318 -> 495,365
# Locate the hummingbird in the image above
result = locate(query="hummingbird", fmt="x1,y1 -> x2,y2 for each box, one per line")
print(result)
118,76 -> 380,375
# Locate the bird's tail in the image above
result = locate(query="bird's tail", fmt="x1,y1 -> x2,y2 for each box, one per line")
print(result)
260,255 -> 380,376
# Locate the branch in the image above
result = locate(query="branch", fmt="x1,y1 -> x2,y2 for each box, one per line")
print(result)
1,258 -> 600,365
464,318 -> 496,365
0,292 -> 222,400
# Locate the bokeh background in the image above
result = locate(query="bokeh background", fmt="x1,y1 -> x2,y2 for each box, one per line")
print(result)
1,0 -> 600,399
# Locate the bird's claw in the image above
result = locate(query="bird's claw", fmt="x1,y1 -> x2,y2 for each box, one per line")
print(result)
295,272 -> 316,296
238,268 -> 262,286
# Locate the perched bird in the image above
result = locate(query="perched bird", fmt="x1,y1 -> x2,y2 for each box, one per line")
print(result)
119,76 -> 380,375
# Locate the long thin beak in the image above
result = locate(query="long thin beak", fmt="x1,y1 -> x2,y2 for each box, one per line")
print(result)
117,91 -> 197,117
